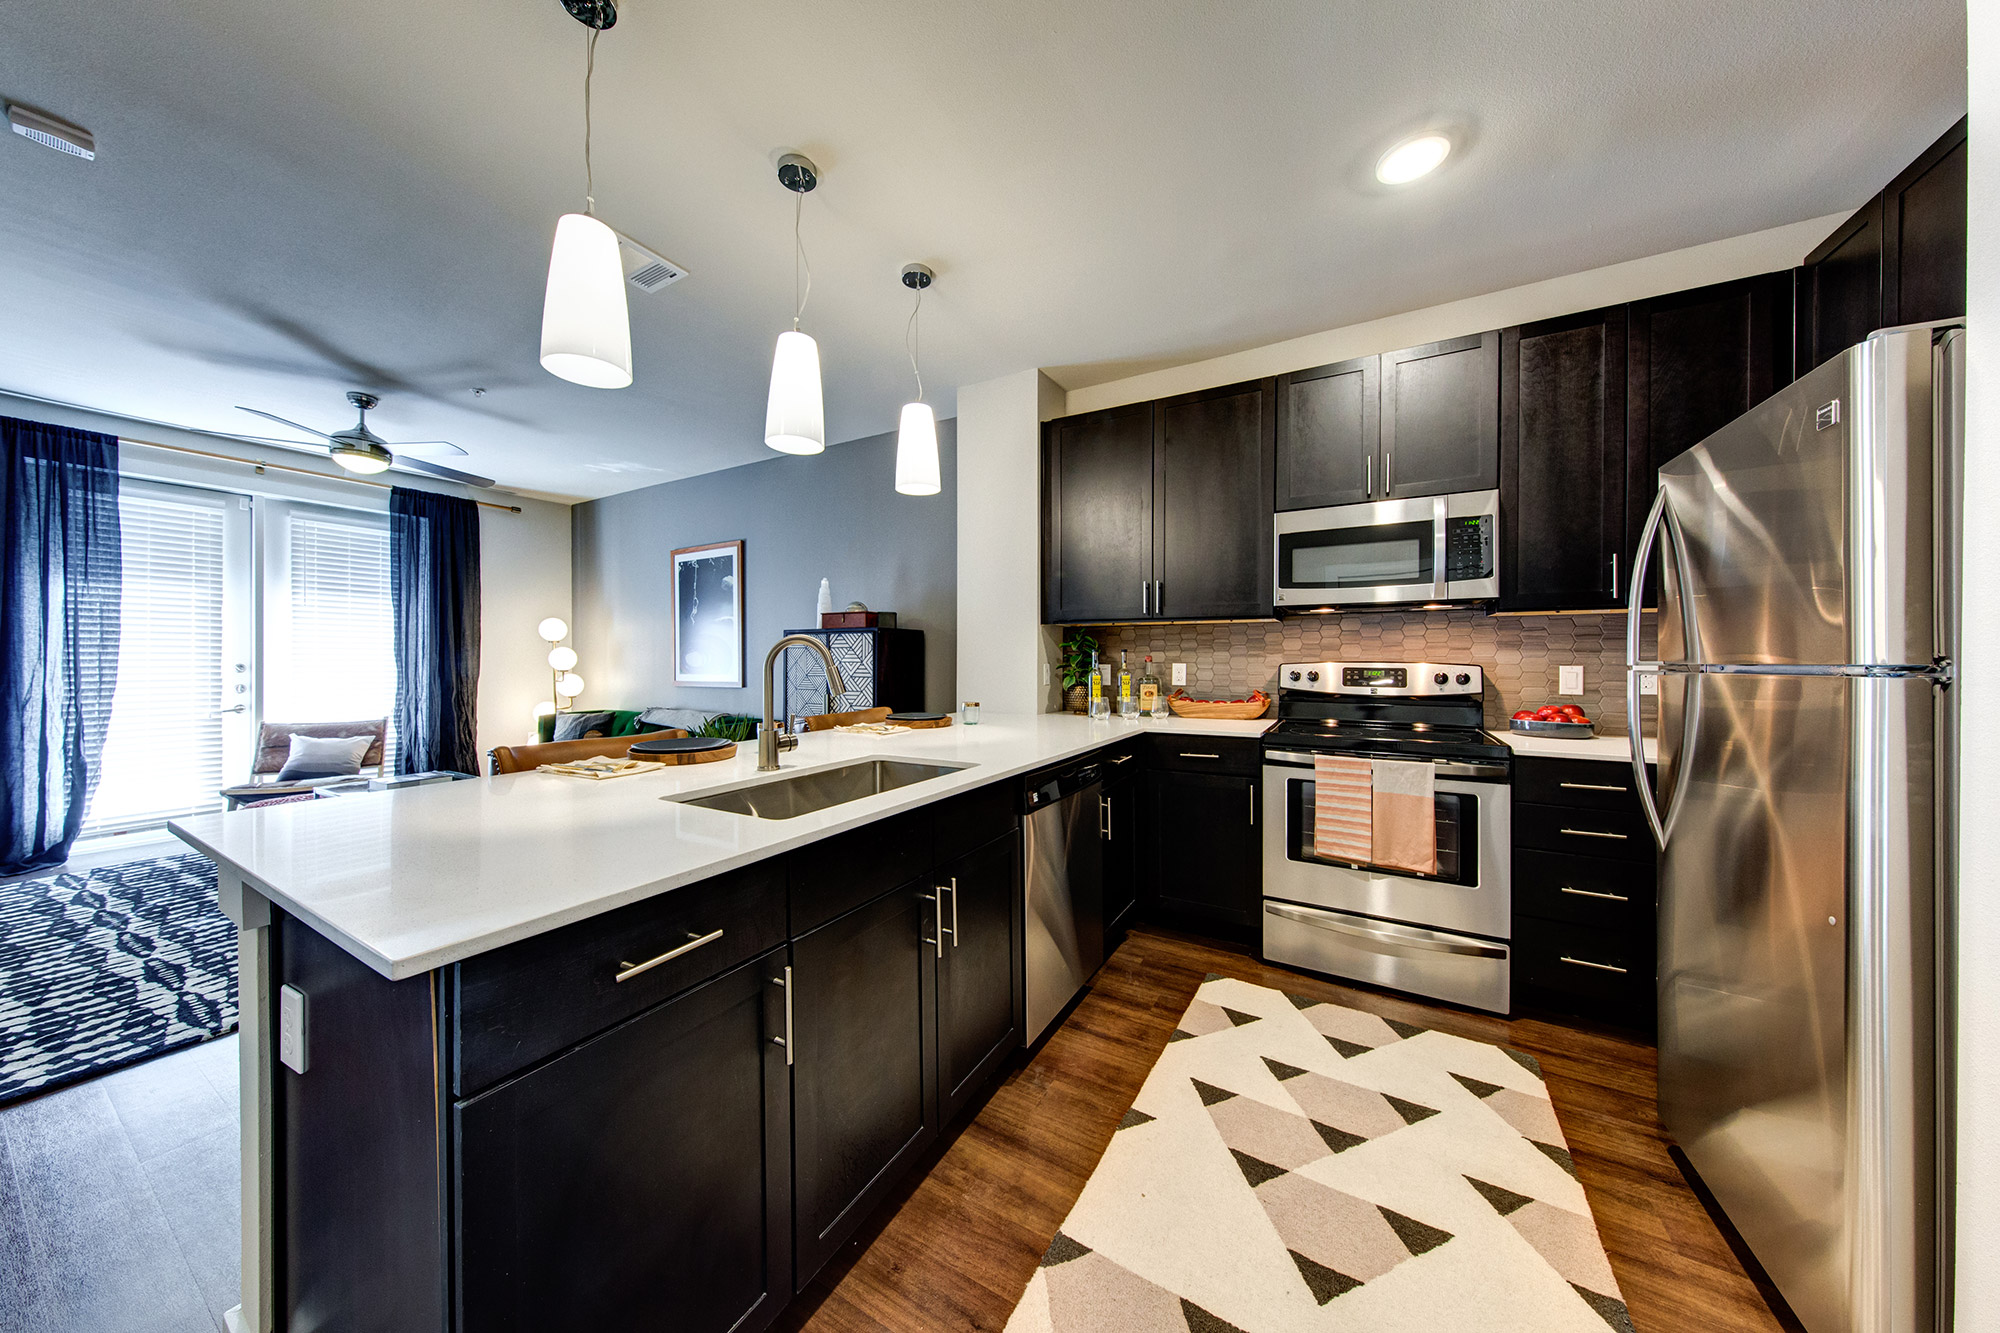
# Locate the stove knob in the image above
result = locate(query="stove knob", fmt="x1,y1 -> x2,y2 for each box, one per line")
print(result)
1433,672 -> 1449,685
1456,672 -> 1472,686
1288,670 -> 1301,682
1306,671 -> 1320,683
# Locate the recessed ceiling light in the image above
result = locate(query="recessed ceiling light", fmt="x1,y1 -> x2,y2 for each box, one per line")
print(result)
1375,133 -> 1451,185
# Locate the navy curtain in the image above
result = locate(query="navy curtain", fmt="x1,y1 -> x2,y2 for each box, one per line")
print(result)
2,418 -> 121,875
390,487 -> 480,776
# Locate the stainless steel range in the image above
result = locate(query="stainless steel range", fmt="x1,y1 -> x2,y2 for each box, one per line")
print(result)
1260,661 -> 1513,1013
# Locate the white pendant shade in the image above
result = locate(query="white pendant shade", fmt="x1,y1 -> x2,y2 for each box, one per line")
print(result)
895,402 -> 941,495
765,329 -> 825,454
540,212 -> 633,389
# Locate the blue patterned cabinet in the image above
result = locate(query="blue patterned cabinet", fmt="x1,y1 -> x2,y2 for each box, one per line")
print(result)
779,627 -> 926,719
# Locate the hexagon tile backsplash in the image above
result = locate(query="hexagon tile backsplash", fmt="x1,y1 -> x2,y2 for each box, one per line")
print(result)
1080,610 -> 1659,735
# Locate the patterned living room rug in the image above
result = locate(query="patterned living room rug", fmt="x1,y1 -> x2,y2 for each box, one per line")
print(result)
0,852 -> 236,1103
1005,974 -> 1635,1333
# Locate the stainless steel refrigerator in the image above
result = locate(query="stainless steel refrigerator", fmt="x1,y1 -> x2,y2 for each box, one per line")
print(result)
1626,322 -> 1961,1333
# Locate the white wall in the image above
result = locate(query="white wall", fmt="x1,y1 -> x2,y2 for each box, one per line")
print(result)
1957,2 -> 1997,1322
0,392 -> 572,765
1063,214 -> 1846,416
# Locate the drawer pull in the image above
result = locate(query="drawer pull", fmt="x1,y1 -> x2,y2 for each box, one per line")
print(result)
1559,781 -> 1628,793
1180,752 -> 1222,760
1560,827 -> 1629,841
1559,886 -> 1629,902
615,928 -> 724,983
1559,955 -> 1628,974
1109,754 -> 1134,765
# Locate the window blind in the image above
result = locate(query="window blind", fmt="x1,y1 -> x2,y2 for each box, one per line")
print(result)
271,510 -> 399,772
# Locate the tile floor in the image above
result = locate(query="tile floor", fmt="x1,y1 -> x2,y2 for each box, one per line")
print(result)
0,1034 -> 240,1333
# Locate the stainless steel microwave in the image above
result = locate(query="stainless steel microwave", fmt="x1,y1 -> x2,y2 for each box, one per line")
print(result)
1273,489 -> 1499,609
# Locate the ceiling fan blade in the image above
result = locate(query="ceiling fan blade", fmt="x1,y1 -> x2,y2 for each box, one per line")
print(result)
396,457 -> 496,489
233,434 -> 335,453
236,406 -> 335,441
393,440 -> 469,458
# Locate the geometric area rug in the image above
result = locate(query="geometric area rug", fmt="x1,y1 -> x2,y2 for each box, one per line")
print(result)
1005,974 -> 1636,1332
0,852 -> 236,1105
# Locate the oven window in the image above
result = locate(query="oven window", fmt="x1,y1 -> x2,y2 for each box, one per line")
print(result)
1285,776 -> 1475,887
1281,521 -> 1434,589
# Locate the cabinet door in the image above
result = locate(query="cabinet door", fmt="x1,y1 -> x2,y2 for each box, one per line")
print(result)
1802,200 -> 1884,371
1144,769 -> 1261,930
1884,117 -> 1967,328
456,951 -> 792,1333
1044,402 -> 1156,622
791,886 -> 937,1285
1276,356 -> 1379,509
1157,379 -> 1275,618
1101,776 -> 1140,936
935,834 -> 1021,1122
1498,309 -> 1627,611
1625,273 -> 1792,589
1381,332 -> 1500,499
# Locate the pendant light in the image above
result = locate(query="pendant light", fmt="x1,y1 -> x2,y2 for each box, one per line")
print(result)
894,264 -> 940,496
765,154 -> 825,454
539,5 -> 632,389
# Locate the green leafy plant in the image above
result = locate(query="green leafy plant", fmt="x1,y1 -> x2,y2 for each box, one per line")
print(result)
696,714 -> 758,742
1059,631 -> 1099,691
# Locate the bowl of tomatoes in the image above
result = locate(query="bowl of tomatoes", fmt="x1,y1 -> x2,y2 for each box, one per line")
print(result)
1509,703 -> 1594,736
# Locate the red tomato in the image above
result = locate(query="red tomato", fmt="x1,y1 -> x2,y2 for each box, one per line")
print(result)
1558,705 -> 1586,719
1512,710 -> 1534,721
1534,706 -> 1563,721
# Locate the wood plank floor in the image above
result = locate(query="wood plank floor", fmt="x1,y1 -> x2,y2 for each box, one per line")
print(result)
783,926 -> 1789,1333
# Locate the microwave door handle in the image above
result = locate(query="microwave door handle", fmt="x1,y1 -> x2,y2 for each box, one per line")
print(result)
1433,499 -> 1449,598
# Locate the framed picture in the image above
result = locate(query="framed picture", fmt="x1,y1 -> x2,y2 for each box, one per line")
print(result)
671,540 -> 744,688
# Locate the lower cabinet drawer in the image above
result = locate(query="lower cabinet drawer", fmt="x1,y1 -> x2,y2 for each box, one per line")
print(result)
1513,850 -> 1655,932
1514,917 -> 1653,1022
1148,734 -> 1261,776
1512,801 -> 1655,862
453,861 -> 788,1096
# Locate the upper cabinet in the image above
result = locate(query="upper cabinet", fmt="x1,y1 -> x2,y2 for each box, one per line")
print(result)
1800,116 -> 1966,371
1275,334 -> 1499,512
1043,379 -> 1274,623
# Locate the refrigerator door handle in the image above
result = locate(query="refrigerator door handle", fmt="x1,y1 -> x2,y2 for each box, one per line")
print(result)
1627,488 -> 1703,849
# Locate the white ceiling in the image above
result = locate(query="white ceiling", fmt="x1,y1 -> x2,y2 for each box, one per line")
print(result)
0,0 -> 1967,501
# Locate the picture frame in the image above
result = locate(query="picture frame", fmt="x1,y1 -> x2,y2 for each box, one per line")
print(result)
671,540 -> 745,688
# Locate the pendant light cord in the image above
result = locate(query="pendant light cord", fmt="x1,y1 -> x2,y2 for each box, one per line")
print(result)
906,286 -> 924,403
582,27 -> 599,214
792,191 -> 812,329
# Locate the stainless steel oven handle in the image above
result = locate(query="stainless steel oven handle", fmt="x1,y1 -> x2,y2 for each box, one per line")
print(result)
1262,750 -> 1508,780
1263,902 -> 1508,959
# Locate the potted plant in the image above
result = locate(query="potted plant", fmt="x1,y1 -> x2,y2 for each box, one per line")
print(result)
1060,631 -> 1098,713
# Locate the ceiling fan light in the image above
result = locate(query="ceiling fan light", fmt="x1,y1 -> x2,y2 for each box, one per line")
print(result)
1375,133 -> 1452,185
329,439 -> 393,474
765,329 -> 825,455
541,212 -> 633,389
894,402 -> 940,495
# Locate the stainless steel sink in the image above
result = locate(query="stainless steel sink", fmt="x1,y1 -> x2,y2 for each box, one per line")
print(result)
669,759 -> 970,820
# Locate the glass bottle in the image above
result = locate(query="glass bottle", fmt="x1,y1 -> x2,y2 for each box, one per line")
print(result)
1139,656 -> 1162,717
1117,650 -> 1136,718
1087,650 -> 1107,718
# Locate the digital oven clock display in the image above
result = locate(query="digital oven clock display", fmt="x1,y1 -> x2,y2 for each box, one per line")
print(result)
1342,667 -> 1407,688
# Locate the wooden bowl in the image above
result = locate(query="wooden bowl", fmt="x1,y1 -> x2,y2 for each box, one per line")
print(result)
1166,690 -> 1270,721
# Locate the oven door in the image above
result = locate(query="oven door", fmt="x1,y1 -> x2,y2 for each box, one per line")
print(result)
1259,753 -> 1511,939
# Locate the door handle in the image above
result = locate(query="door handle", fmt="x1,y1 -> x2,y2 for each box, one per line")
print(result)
1099,795 -> 1112,841
769,967 -> 794,1064
1155,580 -> 1163,614
921,891 -> 944,957
1140,580 -> 1149,615
616,928 -> 723,982
1626,487 -> 1702,849
215,704 -> 248,715
944,877 -> 959,949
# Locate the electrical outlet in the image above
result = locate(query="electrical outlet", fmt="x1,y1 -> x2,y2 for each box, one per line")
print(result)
1639,672 -> 1659,696
1041,661 -> 1050,687
1172,662 -> 1187,686
279,984 -> 309,1075
1558,665 -> 1584,695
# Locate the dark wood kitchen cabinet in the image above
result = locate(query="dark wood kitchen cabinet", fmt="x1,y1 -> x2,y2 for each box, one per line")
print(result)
1142,738 -> 1262,937
1099,743 -> 1143,939
934,832 -> 1022,1122
1043,378 -> 1274,622
1498,308 -> 1628,612
455,952 -> 793,1333
1275,354 -> 1379,510
1382,332 -> 1501,499
790,884 -> 939,1285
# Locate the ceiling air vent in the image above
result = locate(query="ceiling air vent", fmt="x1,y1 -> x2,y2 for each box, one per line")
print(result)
614,229 -> 688,294
8,104 -> 95,160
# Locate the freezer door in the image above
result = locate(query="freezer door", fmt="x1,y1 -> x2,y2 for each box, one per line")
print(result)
1658,671 -> 1934,1333
1657,328 -> 1935,668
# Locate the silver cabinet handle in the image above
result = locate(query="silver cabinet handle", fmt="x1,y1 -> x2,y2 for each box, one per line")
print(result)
1155,579 -> 1163,614
1248,785 -> 1256,826
1560,781 -> 1628,793
1179,752 -> 1221,760
1559,886 -> 1629,902
616,928 -> 723,982
949,877 -> 960,949
1366,454 -> 1373,496
1560,827 -> 1629,840
770,966 -> 793,1064
1108,754 -> 1134,765
1099,794 -> 1112,841
921,891 -> 943,957
1560,955 -> 1628,974
1384,450 -> 1392,493
1140,580 -> 1149,615
1610,552 -> 1618,595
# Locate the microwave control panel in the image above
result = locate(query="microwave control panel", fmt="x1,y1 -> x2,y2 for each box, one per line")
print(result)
1444,514 -> 1494,582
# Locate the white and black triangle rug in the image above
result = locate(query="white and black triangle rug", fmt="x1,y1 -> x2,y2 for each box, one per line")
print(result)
0,852 -> 236,1104
1006,975 -> 1635,1332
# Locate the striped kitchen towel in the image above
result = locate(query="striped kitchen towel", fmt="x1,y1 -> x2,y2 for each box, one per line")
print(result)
1312,755 -> 1374,863
1371,757 -> 1437,875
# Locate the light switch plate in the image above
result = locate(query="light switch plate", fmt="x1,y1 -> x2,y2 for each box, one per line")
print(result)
279,983 -> 309,1075
1558,665 -> 1584,695
1172,663 -> 1187,686
1639,672 -> 1659,696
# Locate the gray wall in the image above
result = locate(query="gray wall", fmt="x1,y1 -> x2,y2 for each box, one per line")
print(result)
572,420 -> 957,717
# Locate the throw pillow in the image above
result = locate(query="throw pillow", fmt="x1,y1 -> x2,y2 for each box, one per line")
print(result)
554,710 -> 616,742
276,733 -> 375,782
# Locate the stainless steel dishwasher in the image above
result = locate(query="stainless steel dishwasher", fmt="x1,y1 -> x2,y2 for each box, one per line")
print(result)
1021,758 -> 1106,1045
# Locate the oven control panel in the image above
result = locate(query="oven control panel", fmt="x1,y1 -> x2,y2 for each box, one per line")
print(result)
1278,661 -> 1483,697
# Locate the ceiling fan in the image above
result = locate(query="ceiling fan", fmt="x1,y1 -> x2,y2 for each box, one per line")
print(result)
235,391 -> 496,487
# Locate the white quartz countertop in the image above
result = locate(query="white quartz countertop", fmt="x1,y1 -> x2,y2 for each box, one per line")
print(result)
171,713 -> 1272,981
1495,730 -> 1658,763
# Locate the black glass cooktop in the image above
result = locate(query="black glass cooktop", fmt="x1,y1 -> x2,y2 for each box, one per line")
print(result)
1262,717 -> 1510,764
